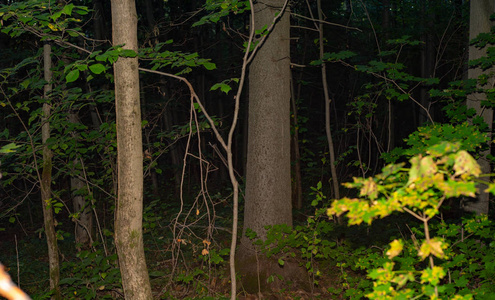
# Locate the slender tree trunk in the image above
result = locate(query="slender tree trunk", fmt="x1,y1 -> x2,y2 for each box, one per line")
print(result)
381,0 -> 390,41
90,0 -> 107,205
41,42 -> 61,300
419,3 -> 435,125
143,0 -> 155,29
290,71 -> 303,210
92,0 -> 108,41
164,106 -> 183,193
317,0 -> 340,201
68,113 -> 93,248
111,0 -> 153,299
382,0 -> 395,151
465,0 -> 495,215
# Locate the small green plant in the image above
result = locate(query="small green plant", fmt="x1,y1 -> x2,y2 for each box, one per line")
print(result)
59,249 -> 122,299
327,141 -> 487,299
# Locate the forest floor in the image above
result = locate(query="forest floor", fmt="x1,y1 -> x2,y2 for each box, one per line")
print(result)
0,219 -> 354,299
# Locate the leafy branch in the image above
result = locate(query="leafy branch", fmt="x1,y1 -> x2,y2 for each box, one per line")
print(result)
328,141 -> 483,299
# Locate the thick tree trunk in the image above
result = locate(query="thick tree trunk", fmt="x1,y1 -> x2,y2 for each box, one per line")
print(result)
465,0 -> 494,215
111,0 -> 153,299
237,0 -> 306,293
41,43 -> 61,300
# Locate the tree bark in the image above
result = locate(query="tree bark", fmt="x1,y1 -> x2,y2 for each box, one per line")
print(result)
465,0 -> 495,215
238,0 -> 303,293
111,0 -> 153,299
41,42 -> 61,300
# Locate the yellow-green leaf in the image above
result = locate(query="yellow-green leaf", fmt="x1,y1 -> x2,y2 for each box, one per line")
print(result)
386,239 -> 403,259
428,238 -> 446,259
418,238 -> 446,260
419,156 -> 437,177
420,266 -> 445,286
47,23 -> 59,31
360,177 -> 378,199
454,150 -> 481,178
407,156 -> 421,185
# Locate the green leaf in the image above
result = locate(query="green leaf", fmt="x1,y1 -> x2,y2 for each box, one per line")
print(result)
210,82 -> 231,94
193,102 -> 202,112
18,15 -> 33,23
66,69 -> 80,83
67,30 -> 79,37
62,4 -> 74,15
95,54 -> 108,62
0,143 -> 21,153
50,11 -> 62,21
121,49 -> 137,57
420,266 -> 445,286
76,64 -> 88,71
89,63 -> 106,74
74,8 -> 89,15
203,61 -> 216,70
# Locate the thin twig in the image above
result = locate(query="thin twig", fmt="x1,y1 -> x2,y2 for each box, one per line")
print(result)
15,235 -> 20,287
292,13 -> 362,32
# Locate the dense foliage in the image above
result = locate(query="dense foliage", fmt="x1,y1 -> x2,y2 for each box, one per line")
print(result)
0,0 -> 494,299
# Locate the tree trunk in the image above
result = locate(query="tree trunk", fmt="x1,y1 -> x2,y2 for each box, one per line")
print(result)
237,0 -> 305,293
68,112 -> 93,248
465,0 -> 494,215
290,71 -> 303,210
111,0 -> 153,299
317,0 -> 340,202
41,42 -> 61,300
419,2 -> 435,125
92,0 -> 108,41
164,105 -> 183,193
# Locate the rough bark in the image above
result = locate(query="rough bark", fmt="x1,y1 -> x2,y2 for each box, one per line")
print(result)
41,42 -> 61,300
111,0 -> 153,299
237,0 -> 306,293
465,0 -> 495,215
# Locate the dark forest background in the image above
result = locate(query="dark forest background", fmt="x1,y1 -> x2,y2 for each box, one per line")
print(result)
0,0 -> 494,299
